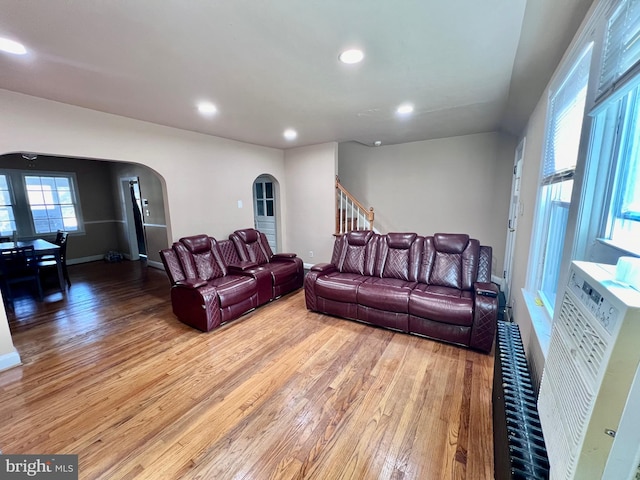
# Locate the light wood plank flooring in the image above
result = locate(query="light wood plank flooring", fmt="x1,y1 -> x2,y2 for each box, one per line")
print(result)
1,261 -> 494,479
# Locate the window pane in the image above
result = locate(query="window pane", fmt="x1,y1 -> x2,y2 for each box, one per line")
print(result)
608,84 -> 640,254
0,191 -> 10,206
255,183 -> 263,200
31,207 -> 48,219
266,199 -> 274,216
542,46 -> 592,179
257,201 -> 264,216
265,182 -> 273,199
25,175 -> 79,234
63,217 -> 78,230
0,175 -> 16,235
27,190 -> 45,205
540,180 -> 573,309
50,218 -> 65,232
58,190 -> 73,204
34,219 -> 50,234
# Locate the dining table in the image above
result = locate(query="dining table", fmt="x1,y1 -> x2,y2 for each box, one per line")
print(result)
0,239 -> 66,293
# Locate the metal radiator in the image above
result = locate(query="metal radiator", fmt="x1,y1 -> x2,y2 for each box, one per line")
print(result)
493,321 -> 550,479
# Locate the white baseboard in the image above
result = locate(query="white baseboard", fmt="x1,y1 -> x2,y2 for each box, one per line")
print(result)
67,256 -> 163,270
492,274 -> 504,290
0,349 -> 22,372
303,262 -> 315,270
67,255 -> 105,265
147,259 -> 163,270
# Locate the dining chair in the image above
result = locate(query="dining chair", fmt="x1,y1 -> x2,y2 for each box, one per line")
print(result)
38,231 -> 71,287
0,245 -> 44,311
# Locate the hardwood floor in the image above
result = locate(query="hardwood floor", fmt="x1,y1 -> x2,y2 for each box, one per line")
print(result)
0,261 -> 494,479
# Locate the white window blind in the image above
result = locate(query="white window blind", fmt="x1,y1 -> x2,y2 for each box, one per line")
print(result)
542,46 -> 593,184
597,0 -> 640,102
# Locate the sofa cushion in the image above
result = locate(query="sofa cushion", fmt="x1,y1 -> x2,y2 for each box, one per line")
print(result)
234,228 -> 260,243
358,277 -> 415,313
377,233 -> 422,281
174,236 -> 225,281
335,230 -> 376,275
208,275 -> 257,308
409,284 -> 474,326
433,233 -> 469,253
181,234 -> 213,254
420,234 -> 480,290
315,272 -> 367,303
266,261 -> 300,285
386,232 -> 417,249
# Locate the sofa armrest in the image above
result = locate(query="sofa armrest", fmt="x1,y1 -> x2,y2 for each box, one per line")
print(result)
475,282 -> 498,298
176,278 -> 208,289
272,252 -> 297,259
310,262 -> 337,274
228,261 -> 260,272
470,282 -> 499,353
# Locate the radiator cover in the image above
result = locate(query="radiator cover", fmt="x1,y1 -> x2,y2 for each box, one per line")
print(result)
493,321 -> 550,479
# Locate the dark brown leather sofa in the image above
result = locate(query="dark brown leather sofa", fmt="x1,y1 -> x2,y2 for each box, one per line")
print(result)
304,231 -> 498,352
160,229 -> 303,332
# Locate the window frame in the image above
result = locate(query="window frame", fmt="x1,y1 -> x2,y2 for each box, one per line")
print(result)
0,169 -> 84,239
598,81 -> 640,255
23,172 -> 82,235
0,173 -> 18,237
528,44 -> 594,318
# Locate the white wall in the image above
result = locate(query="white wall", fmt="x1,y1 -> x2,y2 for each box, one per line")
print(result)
284,143 -> 338,266
338,132 -> 516,276
0,88 -> 288,368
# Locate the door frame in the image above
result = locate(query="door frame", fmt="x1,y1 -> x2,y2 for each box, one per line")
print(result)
252,174 -> 280,252
119,176 -> 147,260
503,137 -> 525,313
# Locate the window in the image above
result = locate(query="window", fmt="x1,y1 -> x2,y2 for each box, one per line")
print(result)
603,83 -> 640,253
25,175 -> 80,234
0,174 -> 17,236
531,45 -> 593,314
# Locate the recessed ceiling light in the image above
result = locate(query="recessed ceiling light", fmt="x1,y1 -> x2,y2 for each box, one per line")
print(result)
373,140 -> 382,147
0,37 -> 27,55
197,102 -> 217,115
396,103 -> 414,115
339,49 -> 364,64
283,129 -> 297,141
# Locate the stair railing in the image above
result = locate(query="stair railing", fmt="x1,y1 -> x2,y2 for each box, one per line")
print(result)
335,176 -> 374,235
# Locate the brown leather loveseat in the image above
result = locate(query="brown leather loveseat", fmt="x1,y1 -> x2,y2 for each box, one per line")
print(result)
160,229 -> 303,332
304,231 -> 498,352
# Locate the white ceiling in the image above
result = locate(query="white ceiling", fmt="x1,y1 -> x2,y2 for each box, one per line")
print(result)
0,0 -> 594,150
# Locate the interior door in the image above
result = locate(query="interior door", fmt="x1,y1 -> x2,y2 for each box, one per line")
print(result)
253,176 -> 277,252
503,138 -> 524,311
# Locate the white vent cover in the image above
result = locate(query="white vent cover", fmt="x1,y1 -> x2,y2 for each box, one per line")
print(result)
538,261 -> 640,480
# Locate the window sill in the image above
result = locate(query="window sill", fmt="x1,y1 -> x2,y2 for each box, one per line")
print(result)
597,238 -> 640,257
521,289 -> 553,359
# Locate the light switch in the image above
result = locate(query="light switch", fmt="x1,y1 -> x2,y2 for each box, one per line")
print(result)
237,200 -> 243,208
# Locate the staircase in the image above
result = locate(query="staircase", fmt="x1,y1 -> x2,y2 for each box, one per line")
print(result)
335,176 -> 375,235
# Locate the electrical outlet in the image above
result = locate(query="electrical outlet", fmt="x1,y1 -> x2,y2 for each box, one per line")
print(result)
309,250 -> 314,258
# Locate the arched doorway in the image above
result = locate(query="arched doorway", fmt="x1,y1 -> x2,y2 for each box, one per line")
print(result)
252,175 -> 278,252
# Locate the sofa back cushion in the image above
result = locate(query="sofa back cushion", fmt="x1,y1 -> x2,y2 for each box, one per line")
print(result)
336,230 -> 376,275
217,239 -> 243,268
231,228 -> 273,265
375,233 -> 422,281
175,234 -> 225,281
419,233 -> 480,290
